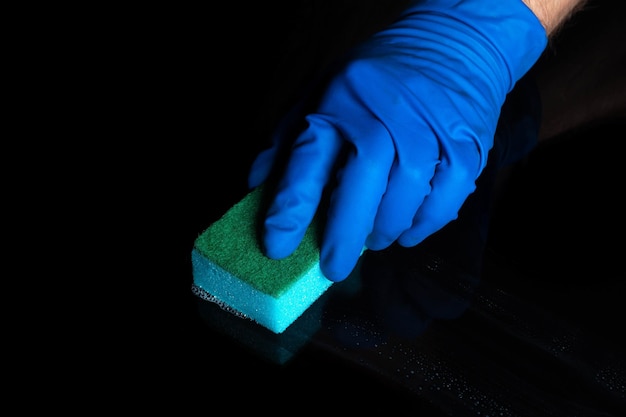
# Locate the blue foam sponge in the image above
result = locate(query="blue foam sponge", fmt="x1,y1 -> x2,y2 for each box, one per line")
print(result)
191,185 -> 333,334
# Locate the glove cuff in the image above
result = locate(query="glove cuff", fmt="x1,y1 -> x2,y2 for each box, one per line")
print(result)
404,0 -> 547,90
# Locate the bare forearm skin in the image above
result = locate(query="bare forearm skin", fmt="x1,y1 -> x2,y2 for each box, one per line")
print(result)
522,0 -> 588,35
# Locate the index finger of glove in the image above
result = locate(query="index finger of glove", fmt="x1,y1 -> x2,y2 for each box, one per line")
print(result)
262,115 -> 343,260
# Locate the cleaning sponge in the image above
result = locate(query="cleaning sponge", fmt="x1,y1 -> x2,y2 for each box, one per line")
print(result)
191,185 -> 333,334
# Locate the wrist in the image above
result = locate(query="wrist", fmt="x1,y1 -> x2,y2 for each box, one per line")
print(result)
521,0 -> 586,35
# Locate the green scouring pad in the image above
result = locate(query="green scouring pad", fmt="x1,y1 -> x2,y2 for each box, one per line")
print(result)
191,185 -> 333,334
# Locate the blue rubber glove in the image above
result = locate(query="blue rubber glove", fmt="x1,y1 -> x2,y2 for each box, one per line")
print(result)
249,0 -> 547,282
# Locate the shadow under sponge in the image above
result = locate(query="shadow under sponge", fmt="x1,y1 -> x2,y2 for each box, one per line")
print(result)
191,185 -> 333,334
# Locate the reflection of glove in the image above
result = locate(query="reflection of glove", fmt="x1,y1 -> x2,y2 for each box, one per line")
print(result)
249,0 -> 547,282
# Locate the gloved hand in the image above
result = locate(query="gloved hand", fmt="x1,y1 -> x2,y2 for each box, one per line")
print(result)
248,0 -> 547,282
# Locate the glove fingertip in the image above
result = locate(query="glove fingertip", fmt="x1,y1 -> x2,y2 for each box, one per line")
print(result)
320,244 -> 368,283
262,217 -> 306,260
262,233 -> 296,260
397,231 -> 427,249
247,171 -> 266,189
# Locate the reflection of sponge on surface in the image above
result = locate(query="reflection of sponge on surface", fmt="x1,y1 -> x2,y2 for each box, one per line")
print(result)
191,185 -> 333,334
